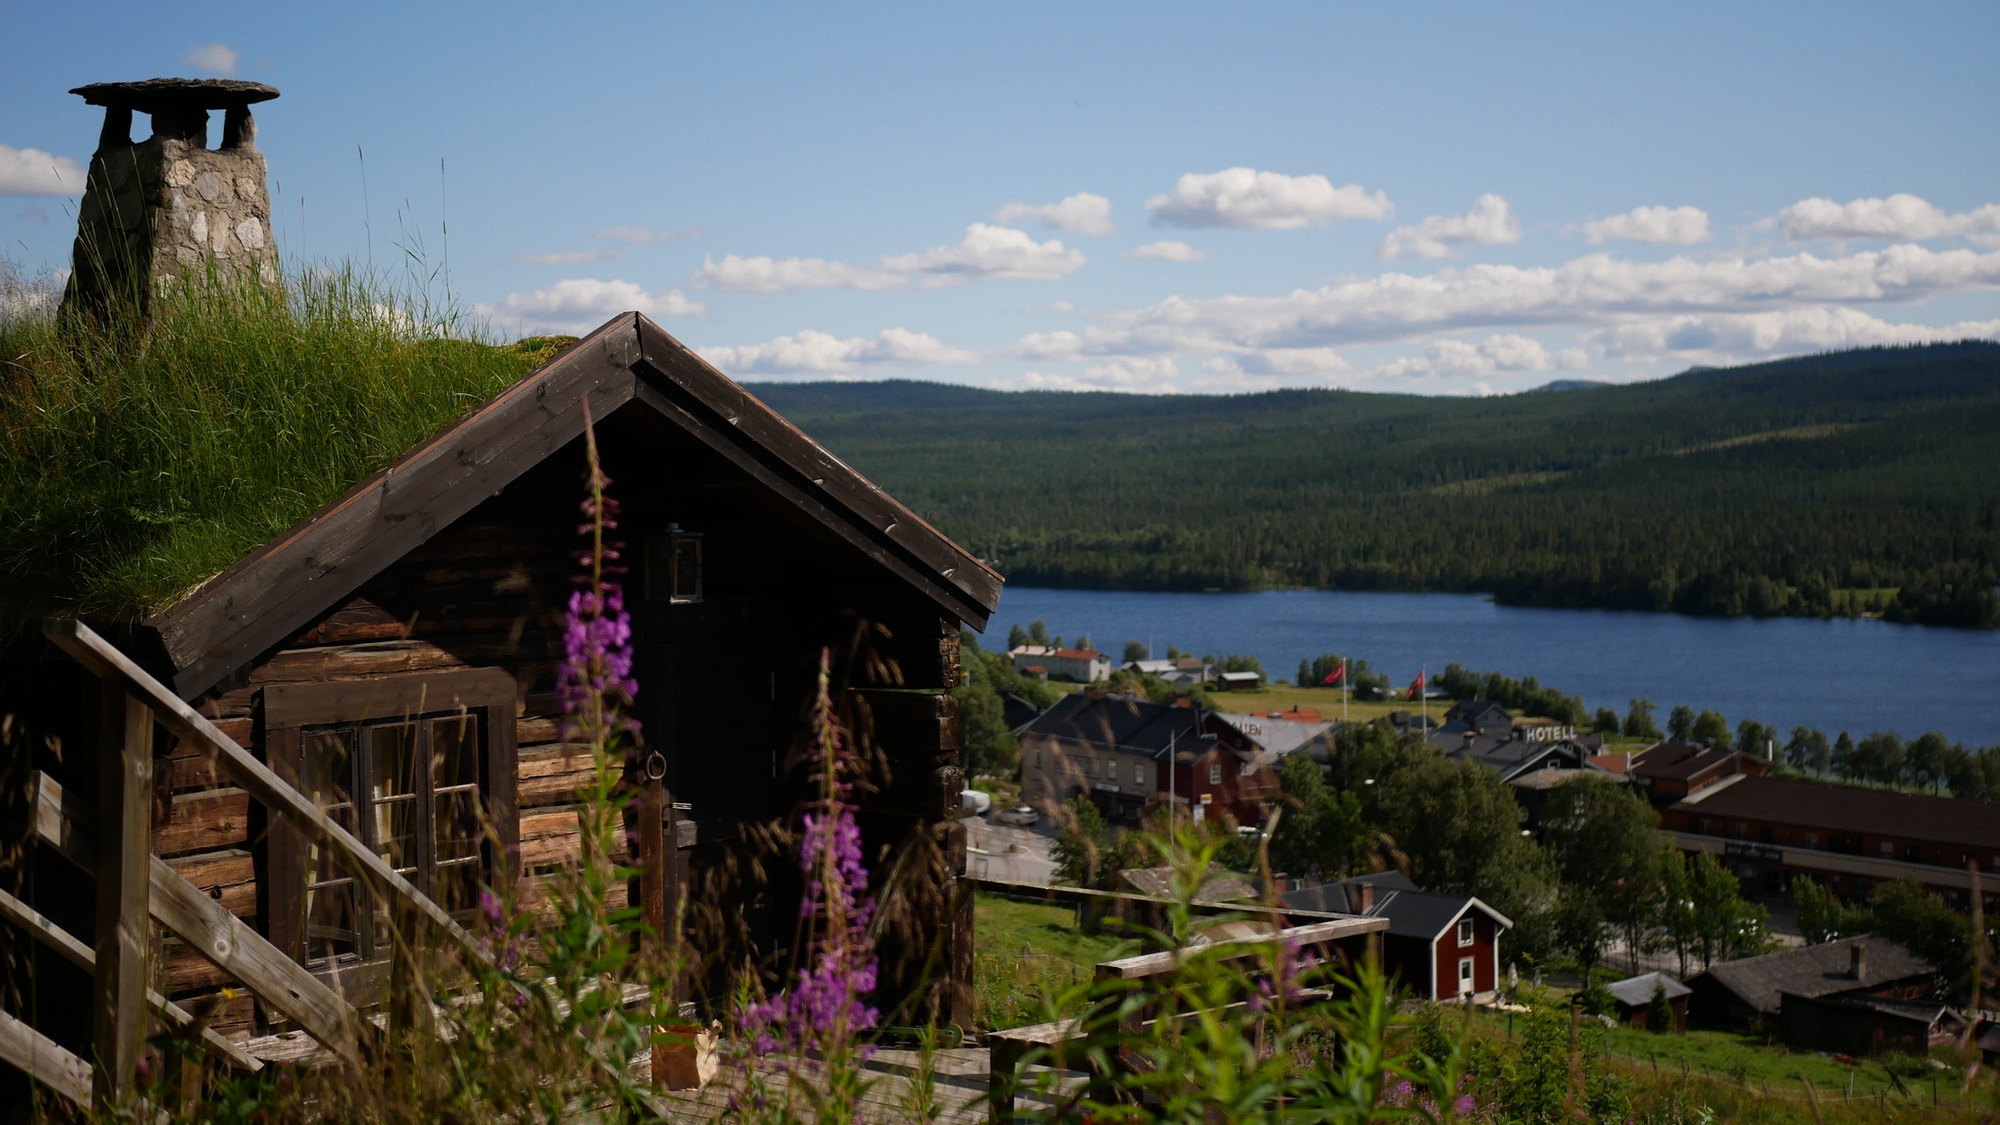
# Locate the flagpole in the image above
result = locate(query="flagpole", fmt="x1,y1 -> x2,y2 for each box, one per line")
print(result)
1421,663 -> 1427,731
1342,658 -> 1349,725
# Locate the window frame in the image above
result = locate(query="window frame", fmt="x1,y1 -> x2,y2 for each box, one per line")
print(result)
261,669 -> 518,968
1208,760 -> 1223,786
1457,917 -> 1476,947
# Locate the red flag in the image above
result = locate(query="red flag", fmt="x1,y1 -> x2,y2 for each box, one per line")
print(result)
1321,662 -> 1345,686
1405,670 -> 1426,700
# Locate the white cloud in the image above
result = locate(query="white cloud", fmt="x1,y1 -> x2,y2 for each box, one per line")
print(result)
1203,348 -> 1350,377
692,223 -> 1085,293
1779,193 -> 2000,243
1126,240 -> 1206,262
593,224 -> 703,244
689,255 -> 903,293
513,248 -> 628,265
992,193 -> 1116,236
1016,243 -> 2000,362
0,144 -> 84,196
1146,168 -> 1393,230
701,328 -> 978,376
1592,307 -> 2000,359
1377,194 -> 1521,260
474,278 -> 707,333
1583,205 -> 1712,245
1373,334 -> 1577,381
1022,355 -> 1183,393
180,43 -> 239,76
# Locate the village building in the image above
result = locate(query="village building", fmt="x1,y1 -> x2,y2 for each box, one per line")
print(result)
1017,694 -> 1275,826
1121,657 -> 1215,688
1431,724 -> 1596,784
1213,710 -> 1338,768
1,311 -> 1002,1084
1604,972 -> 1691,1033
1007,645 -> 1110,683
1628,742 -> 1769,810
1658,774 -> 2000,910
1280,872 -> 1511,1001
1685,935 -> 1933,1032
1217,670 -> 1263,691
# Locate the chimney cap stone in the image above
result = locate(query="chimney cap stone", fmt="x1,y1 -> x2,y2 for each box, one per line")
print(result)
71,78 -> 280,112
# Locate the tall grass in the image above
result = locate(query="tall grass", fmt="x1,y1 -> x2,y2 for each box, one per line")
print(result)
0,261 -> 561,625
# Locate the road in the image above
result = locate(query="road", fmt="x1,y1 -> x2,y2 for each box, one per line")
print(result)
962,815 -> 1058,885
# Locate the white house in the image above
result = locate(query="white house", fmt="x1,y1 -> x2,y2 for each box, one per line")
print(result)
1009,645 -> 1110,682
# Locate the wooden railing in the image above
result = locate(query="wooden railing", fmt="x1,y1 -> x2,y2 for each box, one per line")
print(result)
3,619 -> 490,1114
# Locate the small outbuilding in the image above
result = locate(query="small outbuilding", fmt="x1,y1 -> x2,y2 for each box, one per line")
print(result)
1605,971 -> 1690,1033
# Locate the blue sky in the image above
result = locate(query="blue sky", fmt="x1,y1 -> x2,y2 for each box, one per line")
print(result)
5,1 -> 1999,394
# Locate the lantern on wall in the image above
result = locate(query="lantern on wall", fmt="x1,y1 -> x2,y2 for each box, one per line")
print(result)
645,524 -> 703,603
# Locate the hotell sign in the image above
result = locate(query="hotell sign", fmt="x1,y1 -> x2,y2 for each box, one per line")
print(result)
1521,726 -> 1577,742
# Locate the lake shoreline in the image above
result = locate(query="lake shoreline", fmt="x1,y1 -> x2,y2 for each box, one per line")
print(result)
985,587 -> 2000,747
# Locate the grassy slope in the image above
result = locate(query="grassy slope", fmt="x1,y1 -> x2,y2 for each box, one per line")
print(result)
753,344 -> 2000,617
0,274 -> 563,623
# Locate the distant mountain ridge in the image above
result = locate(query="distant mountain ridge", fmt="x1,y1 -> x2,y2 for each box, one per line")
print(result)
753,343 -> 2000,627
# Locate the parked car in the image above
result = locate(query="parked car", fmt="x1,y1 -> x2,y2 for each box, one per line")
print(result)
995,805 -> 1041,827
958,789 -> 993,817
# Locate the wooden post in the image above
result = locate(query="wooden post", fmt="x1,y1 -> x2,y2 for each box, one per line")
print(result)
92,685 -> 153,1113
637,774 -> 666,953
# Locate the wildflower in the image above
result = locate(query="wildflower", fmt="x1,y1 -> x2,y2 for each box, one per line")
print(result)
738,648 -> 880,1054
557,406 -> 639,751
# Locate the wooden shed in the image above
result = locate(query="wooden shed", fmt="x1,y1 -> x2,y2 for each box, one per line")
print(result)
1,313 -> 1000,1103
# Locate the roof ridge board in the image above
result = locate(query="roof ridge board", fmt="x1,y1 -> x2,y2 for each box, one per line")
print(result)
633,318 -> 1000,612
145,316 -> 645,696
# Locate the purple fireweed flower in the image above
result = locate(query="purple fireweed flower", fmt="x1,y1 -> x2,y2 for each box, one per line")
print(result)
738,647 -> 880,1055
557,408 -> 639,750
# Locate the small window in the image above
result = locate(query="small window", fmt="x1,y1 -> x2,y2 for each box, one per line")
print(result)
1208,762 -> 1223,785
1458,918 -> 1476,946
645,525 -> 704,604
1135,764 -> 1147,787
1033,750 -> 1042,769
1904,845 -> 1920,863
1806,832 -> 1818,849
1880,841 -> 1894,858
1735,824 -> 1748,840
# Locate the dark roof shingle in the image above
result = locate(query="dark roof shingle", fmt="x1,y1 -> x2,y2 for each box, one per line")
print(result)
1672,775 -> 2000,850
1694,935 -> 1932,1015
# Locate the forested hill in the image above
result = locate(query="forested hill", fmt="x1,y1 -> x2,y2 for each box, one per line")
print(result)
753,343 -> 2000,627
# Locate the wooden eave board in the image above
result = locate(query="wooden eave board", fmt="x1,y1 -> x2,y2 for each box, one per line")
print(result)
143,313 -> 998,701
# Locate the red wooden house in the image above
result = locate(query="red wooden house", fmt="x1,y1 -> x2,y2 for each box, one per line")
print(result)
1283,872 -> 1512,1000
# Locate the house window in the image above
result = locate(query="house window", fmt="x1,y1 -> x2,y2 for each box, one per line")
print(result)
1458,918 -> 1476,947
1458,958 -> 1475,996
1734,824 -> 1748,840
1904,845 -> 1920,863
1208,761 -> 1223,785
1135,764 -> 1147,787
301,711 -> 483,960
1033,750 -> 1042,769
1879,841 -> 1894,858
1806,832 -> 1818,849
644,525 -> 703,604
262,669 -> 517,968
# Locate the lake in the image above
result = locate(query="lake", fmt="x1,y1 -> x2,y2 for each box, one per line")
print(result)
983,588 -> 2000,748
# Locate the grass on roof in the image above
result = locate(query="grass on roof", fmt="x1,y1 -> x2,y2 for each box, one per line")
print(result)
0,263 -> 574,626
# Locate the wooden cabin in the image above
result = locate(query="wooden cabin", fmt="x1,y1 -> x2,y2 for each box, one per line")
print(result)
1,313 -> 1001,1104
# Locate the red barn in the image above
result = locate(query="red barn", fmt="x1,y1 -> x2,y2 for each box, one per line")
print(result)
1283,872 -> 1513,1000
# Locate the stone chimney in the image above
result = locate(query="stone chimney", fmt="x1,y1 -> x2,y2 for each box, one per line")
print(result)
1849,943 -> 1866,981
62,78 -> 281,320
1354,880 -> 1375,912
